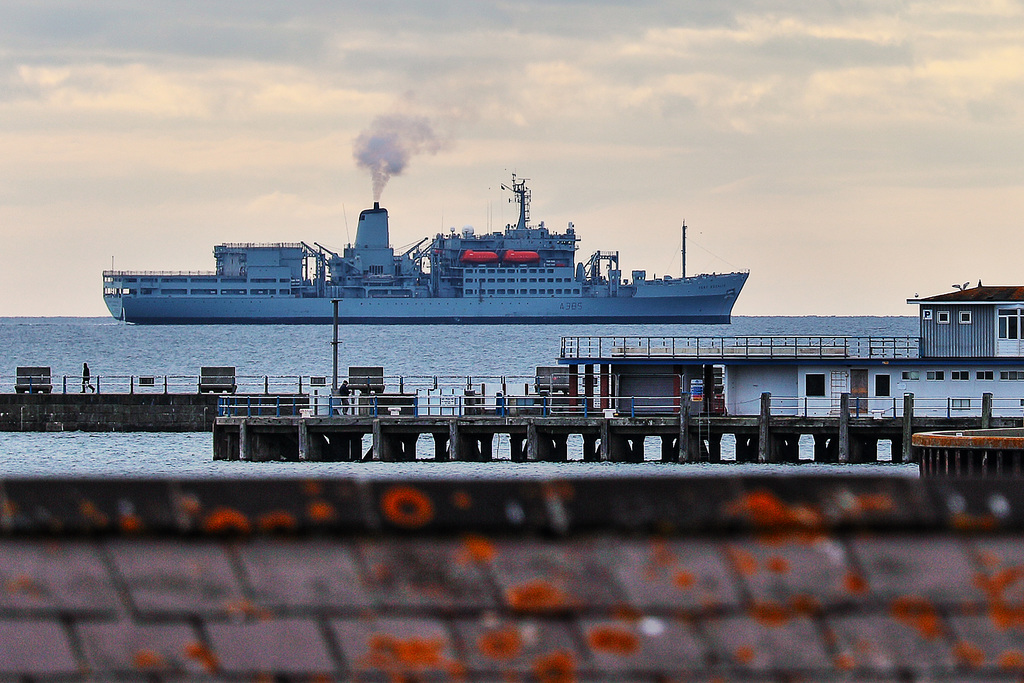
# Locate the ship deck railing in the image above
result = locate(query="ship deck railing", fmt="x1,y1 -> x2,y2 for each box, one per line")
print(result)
560,335 -> 921,361
103,269 -> 218,278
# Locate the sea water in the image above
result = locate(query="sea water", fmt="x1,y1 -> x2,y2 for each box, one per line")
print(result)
0,316 -> 920,478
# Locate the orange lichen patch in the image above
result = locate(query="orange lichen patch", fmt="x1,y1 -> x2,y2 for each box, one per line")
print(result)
532,650 -> 576,683
306,499 -> 335,523
380,486 -> 435,529
889,596 -> 943,640
477,626 -> 523,661
765,556 -> 790,574
974,568 -> 1024,629
749,602 -> 791,627
179,495 -> 201,516
5,575 -> 44,598
451,490 -> 473,510
201,507 -> 251,534
362,634 -> 447,670
953,640 -> 986,667
184,642 -> 219,672
834,653 -> 856,670
118,514 -> 144,534
79,500 -> 109,527
843,571 -> 869,595
302,480 -> 322,496
507,580 -> 570,611
727,547 -> 758,576
132,649 -> 166,670
1,500 -> 17,517
587,625 -> 640,656
256,510 -> 297,532
979,551 -> 1004,569
224,598 -> 270,619
789,594 -> 820,615
544,481 -> 575,501
998,649 -> 1024,669
726,490 -> 824,529
952,512 -> 998,531
610,604 -> 642,621
734,645 -> 756,665
852,492 -> 895,512
673,570 -> 695,589
460,534 -> 496,564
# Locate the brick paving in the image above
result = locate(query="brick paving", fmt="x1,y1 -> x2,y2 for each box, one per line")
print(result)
1,474 -> 1023,680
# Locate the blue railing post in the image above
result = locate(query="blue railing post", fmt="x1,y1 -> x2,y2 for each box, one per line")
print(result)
631,397 -> 635,418
62,376 -> 67,394
130,376 -> 134,394
276,396 -> 280,417
374,395 -> 379,417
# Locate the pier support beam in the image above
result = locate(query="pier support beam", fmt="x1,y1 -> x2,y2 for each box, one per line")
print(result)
432,433 -> 449,461
678,397 -> 692,463
582,433 -> 600,462
509,434 -> 526,462
902,393 -> 914,463
298,420 -> 309,461
838,393 -> 850,463
239,420 -> 250,461
758,393 -> 771,463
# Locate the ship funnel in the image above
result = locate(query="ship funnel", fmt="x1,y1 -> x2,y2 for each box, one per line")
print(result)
356,204 -> 389,249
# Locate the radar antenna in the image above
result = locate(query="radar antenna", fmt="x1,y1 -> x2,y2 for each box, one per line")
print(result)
501,173 -> 531,231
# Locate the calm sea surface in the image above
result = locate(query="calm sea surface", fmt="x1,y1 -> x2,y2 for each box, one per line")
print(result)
0,316 -> 919,478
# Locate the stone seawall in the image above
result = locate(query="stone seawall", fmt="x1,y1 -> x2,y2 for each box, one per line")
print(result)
0,394 -> 225,432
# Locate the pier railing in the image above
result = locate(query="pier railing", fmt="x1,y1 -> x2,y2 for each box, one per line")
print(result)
560,335 -> 921,361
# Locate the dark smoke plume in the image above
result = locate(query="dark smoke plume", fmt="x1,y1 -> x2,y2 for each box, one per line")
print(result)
353,114 -> 446,202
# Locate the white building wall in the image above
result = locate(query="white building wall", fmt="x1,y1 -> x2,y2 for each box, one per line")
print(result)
725,365 -> 798,415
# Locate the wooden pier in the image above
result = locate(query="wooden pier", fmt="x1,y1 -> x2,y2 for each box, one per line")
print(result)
213,393 -> 1021,463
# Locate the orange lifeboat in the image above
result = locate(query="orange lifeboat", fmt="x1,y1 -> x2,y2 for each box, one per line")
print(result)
502,250 -> 541,264
460,250 -> 499,264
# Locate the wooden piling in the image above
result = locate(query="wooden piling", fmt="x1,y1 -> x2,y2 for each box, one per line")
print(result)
758,393 -> 771,463
838,393 -> 850,463
902,393 -> 914,463
679,396 -> 692,462
982,392 -> 993,429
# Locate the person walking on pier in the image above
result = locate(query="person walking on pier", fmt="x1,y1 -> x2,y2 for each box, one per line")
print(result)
339,380 -> 351,415
81,363 -> 95,393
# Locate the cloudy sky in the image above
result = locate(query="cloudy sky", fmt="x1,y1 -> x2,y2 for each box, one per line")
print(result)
1,0 -> 1022,316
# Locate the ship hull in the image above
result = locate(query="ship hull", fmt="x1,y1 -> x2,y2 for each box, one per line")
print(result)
107,273 -> 747,325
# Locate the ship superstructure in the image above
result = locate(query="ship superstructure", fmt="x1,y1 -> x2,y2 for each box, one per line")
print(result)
103,175 -> 748,324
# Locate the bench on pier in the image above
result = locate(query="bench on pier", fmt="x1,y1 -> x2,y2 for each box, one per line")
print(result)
15,366 -> 52,394
199,366 -> 236,394
347,366 -> 385,394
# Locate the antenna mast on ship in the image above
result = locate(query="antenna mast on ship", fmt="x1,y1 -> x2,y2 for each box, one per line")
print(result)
681,220 -> 686,279
501,174 -> 531,230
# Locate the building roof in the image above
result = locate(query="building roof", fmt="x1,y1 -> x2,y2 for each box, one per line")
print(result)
0,473 -> 1021,680
912,285 -> 1024,303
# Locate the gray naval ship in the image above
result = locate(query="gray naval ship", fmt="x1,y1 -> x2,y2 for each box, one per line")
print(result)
103,176 -> 748,324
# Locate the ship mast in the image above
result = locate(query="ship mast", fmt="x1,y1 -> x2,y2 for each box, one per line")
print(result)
501,174 -> 530,230
681,220 -> 686,279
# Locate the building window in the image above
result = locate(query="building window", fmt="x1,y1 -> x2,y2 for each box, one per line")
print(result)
922,309 -> 933,320
806,374 -> 826,397
977,370 -> 994,380
951,398 -> 971,410
875,374 -> 890,397
951,370 -> 970,380
959,310 -> 972,324
902,371 -> 920,380
926,370 -> 945,380
937,311 -> 951,324
999,309 -> 1022,339
1001,371 -> 1024,380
